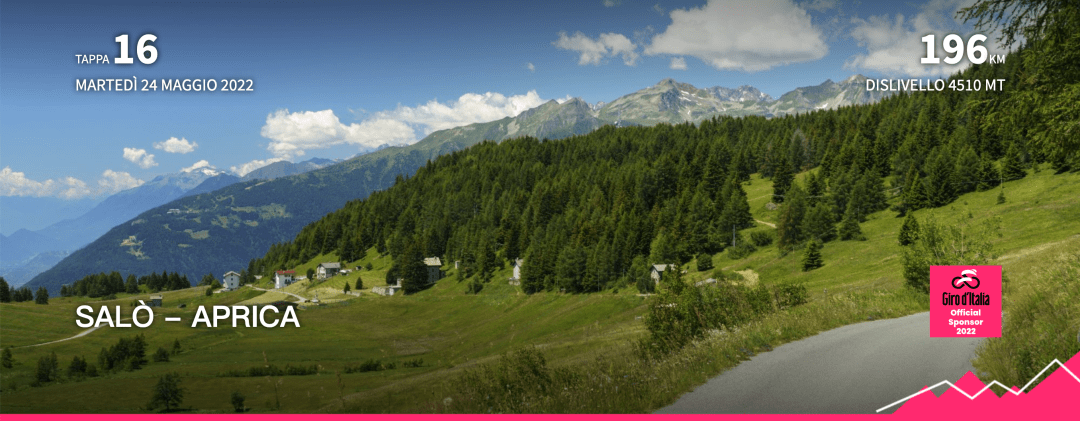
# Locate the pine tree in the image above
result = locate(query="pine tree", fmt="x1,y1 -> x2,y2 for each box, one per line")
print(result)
772,153 -> 794,203
802,238 -> 824,271
399,241 -> 430,295
146,372 -> 185,412
355,276 -> 363,291
974,153 -> 999,191
898,212 -> 920,246
903,173 -> 929,212
343,283 -> 351,293
631,256 -> 653,294
0,277 -> 9,303
1001,142 -> 1026,181
805,170 -> 825,198
35,287 -> 49,305
838,201 -> 866,241
776,184 -> 808,252
802,202 -> 837,242
125,274 -> 139,294
718,175 -> 754,231
997,188 -> 1006,204
649,230 -> 678,265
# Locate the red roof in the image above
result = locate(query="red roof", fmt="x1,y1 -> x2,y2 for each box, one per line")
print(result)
276,270 -> 295,274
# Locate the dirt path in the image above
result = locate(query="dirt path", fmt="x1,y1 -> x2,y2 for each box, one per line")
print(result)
20,324 -> 104,348
755,219 -> 776,228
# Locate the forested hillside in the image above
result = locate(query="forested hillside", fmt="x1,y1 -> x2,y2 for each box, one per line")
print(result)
255,52 -> 1052,295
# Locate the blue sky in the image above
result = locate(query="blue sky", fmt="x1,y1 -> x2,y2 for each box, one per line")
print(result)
0,0 -> 1005,205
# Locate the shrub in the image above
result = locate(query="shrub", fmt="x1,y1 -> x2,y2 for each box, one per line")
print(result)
902,216 -> 999,293
973,251 -> 1080,390
726,241 -> 756,260
774,283 -> 808,308
231,391 -> 246,413
36,352 -> 59,383
343,359 -> 386,373
402,358 -> 424,368
640,270 -> 791,355
696,253 -> 714,272
153,347 -> 170,362
67,355 -> 89,378
750,231 -> 774,247
98,334 -> 148,372
220,364 -> 319,377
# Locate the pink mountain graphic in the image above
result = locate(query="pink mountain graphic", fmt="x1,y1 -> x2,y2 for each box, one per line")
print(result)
889,351 -> 1080,417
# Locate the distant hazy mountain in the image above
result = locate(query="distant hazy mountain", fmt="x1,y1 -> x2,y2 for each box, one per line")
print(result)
0,196 -> 100,236
27,76 -> 888,293
0,250 -> 69,287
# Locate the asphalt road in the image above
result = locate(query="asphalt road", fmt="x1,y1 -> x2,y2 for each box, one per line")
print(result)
657,312 -> 983,414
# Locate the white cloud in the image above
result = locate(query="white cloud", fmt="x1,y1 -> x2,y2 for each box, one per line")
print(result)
231,158 -> 286,177
261,90 -> 548,158
261,110 -> 416,158
180,160 -> 219,175
602,0 -> 622,7
845,0 -> 1009,77
98,170 -> 144,194
1,166 -> 143,199
801,0 -> 837,12
670,57 -> 688,70
527,62 -> 536,73
645,0 -> 828,72
653,3 -> 665,15
553,31 -> 640,66
153,137 -> 198,154
122,147 -> 157,169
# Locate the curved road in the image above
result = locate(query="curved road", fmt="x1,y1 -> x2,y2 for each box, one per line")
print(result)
657,312 -> 982,414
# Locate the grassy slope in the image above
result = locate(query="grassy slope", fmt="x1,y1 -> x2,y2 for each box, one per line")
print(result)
2,166 -> 1077,413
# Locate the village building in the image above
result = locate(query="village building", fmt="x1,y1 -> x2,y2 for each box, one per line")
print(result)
317,262 -> 341,280
424,257 -> 443,284
222,271 -> 241,291
509,258 -> 524,285
274,270 -> 295,289
651,264 -> 674,286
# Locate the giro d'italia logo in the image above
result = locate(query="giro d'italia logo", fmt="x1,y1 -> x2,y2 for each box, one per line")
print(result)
951,269 -> 980,289
930,266 -> 1001,338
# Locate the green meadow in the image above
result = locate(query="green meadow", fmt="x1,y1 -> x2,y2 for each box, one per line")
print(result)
2,166 -> 1078,413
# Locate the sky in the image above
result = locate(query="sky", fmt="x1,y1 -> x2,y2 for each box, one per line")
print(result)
0,0 -> 1009,205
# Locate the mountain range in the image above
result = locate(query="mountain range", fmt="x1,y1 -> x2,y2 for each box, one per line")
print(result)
1,157 -> 339,286
24,76 -> 886,292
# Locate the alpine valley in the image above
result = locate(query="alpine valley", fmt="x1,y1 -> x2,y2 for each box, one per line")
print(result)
24,76 -> 886,293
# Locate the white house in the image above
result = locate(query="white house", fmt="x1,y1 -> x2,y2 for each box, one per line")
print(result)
317,262 -> 341,280
650,264 -> 674,286
509,258 -> 524,285
274,270 -> 295,289
222,271 -> 241,290
424,257 -> 443,284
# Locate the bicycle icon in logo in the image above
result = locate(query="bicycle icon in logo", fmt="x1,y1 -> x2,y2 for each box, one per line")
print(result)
951,269 -> 980,289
